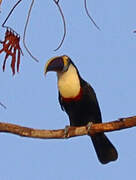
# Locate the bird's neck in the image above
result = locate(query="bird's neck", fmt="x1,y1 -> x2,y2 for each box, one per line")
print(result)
57,64 -> 81,99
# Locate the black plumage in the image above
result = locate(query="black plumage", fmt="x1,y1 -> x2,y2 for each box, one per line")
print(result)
59,77 -> 118,164
45,55 -> 118,164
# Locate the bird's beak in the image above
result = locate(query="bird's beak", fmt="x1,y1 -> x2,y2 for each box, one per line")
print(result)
44,56 -> 64,75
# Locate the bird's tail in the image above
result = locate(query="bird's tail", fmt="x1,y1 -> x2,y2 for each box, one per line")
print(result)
91,133 -> 118,164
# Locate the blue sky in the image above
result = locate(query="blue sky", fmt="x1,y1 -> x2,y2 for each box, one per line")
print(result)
0,0 -> 136,179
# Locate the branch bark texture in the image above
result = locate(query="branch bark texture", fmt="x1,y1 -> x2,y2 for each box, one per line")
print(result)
0,116 -> 136,139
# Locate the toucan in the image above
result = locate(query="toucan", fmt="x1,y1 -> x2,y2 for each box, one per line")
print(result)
44,55 -> 118,164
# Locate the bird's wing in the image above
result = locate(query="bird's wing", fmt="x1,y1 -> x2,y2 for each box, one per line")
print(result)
84,82 -> 99,105
81,80 -> 102,123
80,78 -> 99,105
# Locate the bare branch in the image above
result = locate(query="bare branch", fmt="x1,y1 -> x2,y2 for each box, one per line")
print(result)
84,0 -> 100,30
53,0 -> 66,51
0,116 -> 136,139
23,0 -> 39,62
0,102 -> 6,109
2,0 -> 22,28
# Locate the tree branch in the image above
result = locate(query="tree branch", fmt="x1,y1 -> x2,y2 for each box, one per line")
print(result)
0,116 -> 136,139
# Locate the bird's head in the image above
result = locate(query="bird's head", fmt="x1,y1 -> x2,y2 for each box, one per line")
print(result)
44,55 -> 72,75
44,55 -> 81,98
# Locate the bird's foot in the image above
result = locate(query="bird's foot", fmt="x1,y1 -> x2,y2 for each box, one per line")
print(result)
86,122 -> 93,135
64,125 -> 70,138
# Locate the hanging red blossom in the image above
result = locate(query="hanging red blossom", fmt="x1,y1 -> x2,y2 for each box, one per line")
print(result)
0,28 -> 23,75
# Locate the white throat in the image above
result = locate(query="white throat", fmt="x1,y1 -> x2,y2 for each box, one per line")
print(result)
57,64 -> 80,98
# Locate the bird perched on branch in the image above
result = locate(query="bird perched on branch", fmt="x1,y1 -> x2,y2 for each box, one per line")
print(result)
44,55 -> 118,164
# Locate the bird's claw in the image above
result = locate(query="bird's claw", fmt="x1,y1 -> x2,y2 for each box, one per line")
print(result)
86,122 -> 93,134
64,125 -> 70,138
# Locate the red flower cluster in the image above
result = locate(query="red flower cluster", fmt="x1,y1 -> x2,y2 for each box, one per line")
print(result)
0,29 -> 23,75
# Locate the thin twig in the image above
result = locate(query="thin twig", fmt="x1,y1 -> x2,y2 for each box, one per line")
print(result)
53,0 -> 66,51
0,116 -> 135,139
84,0 -> 100,30
2,0 -> 22,28
23,0 -> 39,62
0,102 -> 6,109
